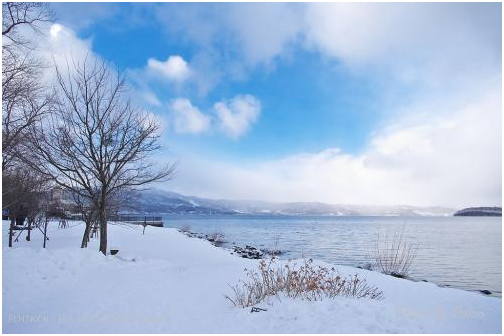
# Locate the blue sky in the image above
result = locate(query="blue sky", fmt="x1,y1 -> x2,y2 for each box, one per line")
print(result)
42,2 -> 501,207
68,3 -> 386,160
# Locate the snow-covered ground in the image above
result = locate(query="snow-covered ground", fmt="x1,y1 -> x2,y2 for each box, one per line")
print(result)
2,220 -> 501,333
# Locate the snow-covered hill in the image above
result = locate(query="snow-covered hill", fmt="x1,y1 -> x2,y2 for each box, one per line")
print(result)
130,189 -> 455,216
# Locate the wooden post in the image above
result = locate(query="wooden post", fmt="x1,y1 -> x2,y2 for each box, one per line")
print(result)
8,218 -> 14,247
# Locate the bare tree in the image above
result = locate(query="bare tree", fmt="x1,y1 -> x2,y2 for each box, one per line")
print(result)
2,74 -> 51,170
2,2 -> 53,171
26,58 -> 176,255
2,3 -> 54,248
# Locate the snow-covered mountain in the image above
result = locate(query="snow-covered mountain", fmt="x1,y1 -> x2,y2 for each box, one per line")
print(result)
128,189 -> 455,216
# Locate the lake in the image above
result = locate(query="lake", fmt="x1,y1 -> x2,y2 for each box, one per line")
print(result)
162,215 -> 502,297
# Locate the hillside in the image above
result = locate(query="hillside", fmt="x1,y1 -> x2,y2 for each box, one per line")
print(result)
454,207 -> 502,217
126,189 -> 455,216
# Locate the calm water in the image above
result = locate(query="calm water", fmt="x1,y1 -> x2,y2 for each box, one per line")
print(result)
162,215 -> 502,297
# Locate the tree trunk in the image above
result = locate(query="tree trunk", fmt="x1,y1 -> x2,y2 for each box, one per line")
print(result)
26,218 -> 32,241
98,206 -> 107,255
8,218 -> 14,247
81,219 -> 92,248
42,218 -> 48,248
98,185 -> 108,255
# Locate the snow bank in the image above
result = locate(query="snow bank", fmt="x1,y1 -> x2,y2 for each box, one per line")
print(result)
2,221 -> 501,333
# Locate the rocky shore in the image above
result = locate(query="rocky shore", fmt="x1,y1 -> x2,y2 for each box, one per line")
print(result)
179,228 -> 288,259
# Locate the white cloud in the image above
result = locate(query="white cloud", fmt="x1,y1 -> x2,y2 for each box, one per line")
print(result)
169,98 -> 210,134
138,91 -> 162,107
49,23 -> 63,37
214,94 -> 261,139
30,23 -> 95,85
188,50 -> 225,97
149,3 -> 302,93
224,3 -> 302,65
29,23 -> 171,142
165,95 -> 263,138
303,2 -> 501,87
50,2 -> 121,30
147,55 -> 191,82
148,3 -> 500,94
139,110 -> 166,136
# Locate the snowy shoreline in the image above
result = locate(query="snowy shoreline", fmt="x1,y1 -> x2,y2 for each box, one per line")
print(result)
2,221 -> 502,333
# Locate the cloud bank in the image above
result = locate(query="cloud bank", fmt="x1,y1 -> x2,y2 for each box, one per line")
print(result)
166,87 -> 501,208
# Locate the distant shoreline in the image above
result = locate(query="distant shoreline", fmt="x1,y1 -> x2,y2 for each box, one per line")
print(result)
454,207 -> 502,217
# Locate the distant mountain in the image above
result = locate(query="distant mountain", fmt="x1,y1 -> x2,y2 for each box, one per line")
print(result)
127,189 -> 236,215
454,207 -> 502,217
127,189 -> 456,216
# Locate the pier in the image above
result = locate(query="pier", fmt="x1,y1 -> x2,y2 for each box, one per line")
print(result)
109,215 -> 164,227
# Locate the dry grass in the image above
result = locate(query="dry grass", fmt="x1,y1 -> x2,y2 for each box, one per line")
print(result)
261,235 -> 283,256
372,228 -> 418,278
225,257 -> 384,307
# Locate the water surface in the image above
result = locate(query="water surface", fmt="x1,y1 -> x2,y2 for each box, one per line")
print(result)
162,215 -> 502,297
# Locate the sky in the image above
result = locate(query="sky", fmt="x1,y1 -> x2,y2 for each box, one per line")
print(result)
31,2 -> 502,208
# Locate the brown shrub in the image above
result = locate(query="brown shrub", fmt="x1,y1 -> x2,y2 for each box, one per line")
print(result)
225,257 -> 384,307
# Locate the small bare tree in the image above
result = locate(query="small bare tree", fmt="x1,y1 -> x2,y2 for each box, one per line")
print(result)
71,191 -> 97,248
26,58 -> 176,255
2,166 -> 48,246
